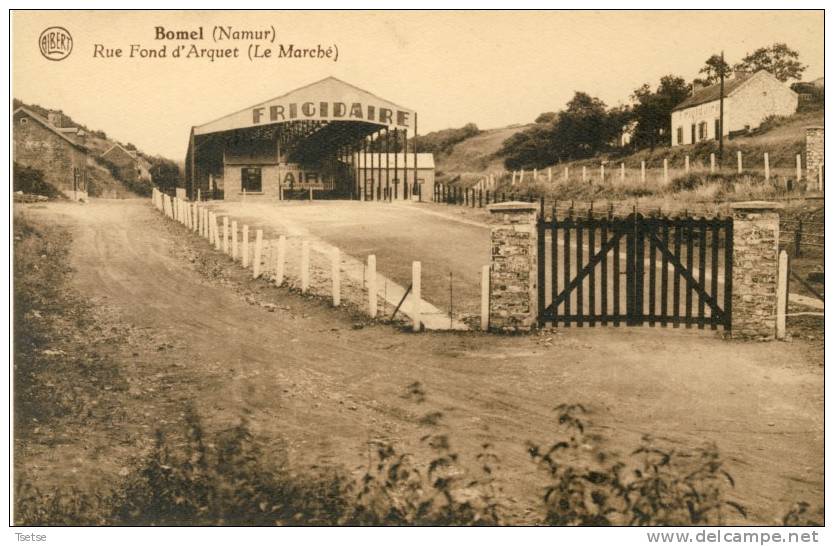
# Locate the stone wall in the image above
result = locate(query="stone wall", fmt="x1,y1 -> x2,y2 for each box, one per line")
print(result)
487,202 -> 539,332
730,202 -> 782,339
805,126 -> 824,183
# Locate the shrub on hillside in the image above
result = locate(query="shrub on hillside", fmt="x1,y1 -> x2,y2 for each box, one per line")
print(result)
13,162 -> 63,199
669,173 -> 704,192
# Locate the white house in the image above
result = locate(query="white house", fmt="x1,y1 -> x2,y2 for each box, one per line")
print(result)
671,70 -> 798,147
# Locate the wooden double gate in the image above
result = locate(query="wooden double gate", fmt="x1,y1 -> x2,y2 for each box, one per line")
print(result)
537,211 -> 733,330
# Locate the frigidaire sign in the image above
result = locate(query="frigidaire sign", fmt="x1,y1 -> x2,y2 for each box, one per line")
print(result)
39,27 -> 73,61
252,101 -> 411,128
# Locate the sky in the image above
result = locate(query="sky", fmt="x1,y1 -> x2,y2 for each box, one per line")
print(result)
12,10 -> 824,160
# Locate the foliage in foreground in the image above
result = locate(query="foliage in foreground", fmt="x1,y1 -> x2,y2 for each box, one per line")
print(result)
26,389 -> 820,526
16,396 -> 823,526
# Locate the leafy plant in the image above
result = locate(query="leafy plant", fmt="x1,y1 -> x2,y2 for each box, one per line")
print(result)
783,502 -> 824,526
528,404 -> 746,526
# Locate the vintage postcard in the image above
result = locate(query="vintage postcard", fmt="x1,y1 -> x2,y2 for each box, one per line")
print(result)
10,8 -> 826,539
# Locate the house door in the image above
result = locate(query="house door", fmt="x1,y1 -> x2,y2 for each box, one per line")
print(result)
691,124 -> 696,144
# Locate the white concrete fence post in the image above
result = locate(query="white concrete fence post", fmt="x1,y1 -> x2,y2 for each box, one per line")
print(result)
214,215 -> 222,251
253,230 -> 263,278
710,153 -> 716,174
480,264 -> 490,332
663,158 -> 669,184
737,150 -> 743,174
776,250 -> 788,340
242,225 -> 250,267
548,167 -> 552,183
274,236 -> 286,286
582,166 -> 587,182
412,261 -> 422,332
367,254 -> 377,318
599,164 -> 605,183
231,221 -> 239,260
331,247 -> 341,307
685,155 -> 690,174
641,160 -> 646,183
796,154 -> 802,182
564,166 -> 569,181
300,240 -> 310,293
764,152 -> 770,182
620,163 -> 625,182
222,217 -> 229,254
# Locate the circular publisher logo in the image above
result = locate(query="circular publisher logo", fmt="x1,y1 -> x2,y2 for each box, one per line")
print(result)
39,27 -> 73,61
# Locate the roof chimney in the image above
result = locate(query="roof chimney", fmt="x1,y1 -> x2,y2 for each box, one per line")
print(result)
733,69 -> 750,80
692,81 -> 704,95
47,111 -> 65,128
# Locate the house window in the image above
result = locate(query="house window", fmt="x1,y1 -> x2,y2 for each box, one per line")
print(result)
690,124 -> 696,144
19,117 -> 28,125
676,127 -> 683,145
241,167 -> 262,192
698,121 -> 708,141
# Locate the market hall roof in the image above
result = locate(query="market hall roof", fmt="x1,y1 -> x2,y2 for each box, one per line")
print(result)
192,76 -> 415,136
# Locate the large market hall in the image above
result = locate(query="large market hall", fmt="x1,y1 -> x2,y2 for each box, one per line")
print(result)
184,76 -> 434,202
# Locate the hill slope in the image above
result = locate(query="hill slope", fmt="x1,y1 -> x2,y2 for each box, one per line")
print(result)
13,99 -> 159,198
435,110 -> 823,179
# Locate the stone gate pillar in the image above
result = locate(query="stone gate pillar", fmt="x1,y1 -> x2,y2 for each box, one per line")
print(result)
486,202 -> 539,332
730,201 -> 783,339
805,126 -> 824,189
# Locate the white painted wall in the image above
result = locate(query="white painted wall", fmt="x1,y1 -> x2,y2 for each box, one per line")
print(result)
671,71 -> 798,147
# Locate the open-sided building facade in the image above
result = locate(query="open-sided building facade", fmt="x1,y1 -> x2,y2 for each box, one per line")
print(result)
185,77 -> 433,202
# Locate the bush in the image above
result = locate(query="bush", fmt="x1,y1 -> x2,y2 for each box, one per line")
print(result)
13,162 -> 64,199
669,173 -> 704,192
528,404 -> 745,526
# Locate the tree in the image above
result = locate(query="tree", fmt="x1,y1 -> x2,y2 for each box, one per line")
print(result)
631,75 -> 690,150
148,156 -> 181,193
499,92 -> 628,168
535,112 -> 557,124
735,43 -> 806,82
696,54 -> 732,86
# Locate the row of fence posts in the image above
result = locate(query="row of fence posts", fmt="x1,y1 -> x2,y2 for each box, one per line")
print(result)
150,188 -> 496,333
501,152 -> 823,190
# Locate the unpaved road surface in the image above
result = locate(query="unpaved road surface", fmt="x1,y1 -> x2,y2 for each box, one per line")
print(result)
17,199 -> 823,524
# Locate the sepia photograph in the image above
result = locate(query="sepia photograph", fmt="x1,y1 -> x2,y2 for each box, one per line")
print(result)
8,7 -> 827,540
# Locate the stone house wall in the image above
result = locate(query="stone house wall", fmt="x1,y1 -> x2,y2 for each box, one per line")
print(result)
13,110 -> 88,198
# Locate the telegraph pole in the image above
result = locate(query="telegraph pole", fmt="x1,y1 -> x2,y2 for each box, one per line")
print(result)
718,50 -> 725,161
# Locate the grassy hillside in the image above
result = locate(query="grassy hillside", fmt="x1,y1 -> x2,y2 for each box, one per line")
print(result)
436,110 -> 823,180
435,125 -> 531,181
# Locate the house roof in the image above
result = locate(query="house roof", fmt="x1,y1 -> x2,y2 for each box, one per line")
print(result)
13,107 -> 89,152
101,143 -> 139,162
354,153 -> 435,169
672,72 -> 755,112
193,76 -> 415,136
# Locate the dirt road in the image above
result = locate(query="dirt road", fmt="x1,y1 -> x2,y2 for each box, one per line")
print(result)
18,199 -> 823,524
